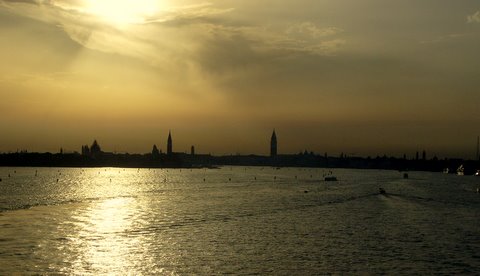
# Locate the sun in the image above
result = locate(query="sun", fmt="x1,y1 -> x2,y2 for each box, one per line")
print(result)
84,0 -> 160,25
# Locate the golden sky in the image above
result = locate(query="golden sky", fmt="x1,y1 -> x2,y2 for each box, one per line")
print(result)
0,0 -> 479,158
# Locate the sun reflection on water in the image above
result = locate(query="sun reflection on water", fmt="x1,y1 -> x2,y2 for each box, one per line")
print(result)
69,197 -> 144,274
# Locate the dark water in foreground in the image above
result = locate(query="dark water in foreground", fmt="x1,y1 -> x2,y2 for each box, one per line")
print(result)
0,167 -> 479,274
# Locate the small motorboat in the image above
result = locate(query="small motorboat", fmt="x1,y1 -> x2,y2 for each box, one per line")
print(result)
457,165 -> 465,176
475,170 -> 479,176
324,176 -> 338,182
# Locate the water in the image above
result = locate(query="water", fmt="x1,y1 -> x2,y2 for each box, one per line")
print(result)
0,167 -> 479,274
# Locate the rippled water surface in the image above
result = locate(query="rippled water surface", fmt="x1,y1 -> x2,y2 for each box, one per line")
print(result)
0,167 -> 479,274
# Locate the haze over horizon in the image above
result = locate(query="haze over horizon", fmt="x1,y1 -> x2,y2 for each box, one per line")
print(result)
1,0 -> 479,158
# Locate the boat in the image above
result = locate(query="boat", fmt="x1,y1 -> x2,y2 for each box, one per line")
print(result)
457,165 -> 465,176
443,168 -> 449,174
379,188 -> 386,195
324,176 -> 337,182
475,170 -> 480,176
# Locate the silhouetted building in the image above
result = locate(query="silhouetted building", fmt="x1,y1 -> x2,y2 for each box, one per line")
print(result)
270,130 -> 277,157
422,150 -> 426,161
90,140 -> 102,155
81,145 -> 90,156
167,131 -> 173,155
191,145 -> 195,156
152,144 -> 160,157
416,151 -> 419,161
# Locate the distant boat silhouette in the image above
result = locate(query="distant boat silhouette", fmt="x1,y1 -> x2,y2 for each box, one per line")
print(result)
324,176 -> 337,182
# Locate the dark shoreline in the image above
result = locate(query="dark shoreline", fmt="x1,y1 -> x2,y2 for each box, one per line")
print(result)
1,152 -> 478,174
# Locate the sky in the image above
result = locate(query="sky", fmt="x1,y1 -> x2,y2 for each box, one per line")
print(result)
0,0 -> 479,158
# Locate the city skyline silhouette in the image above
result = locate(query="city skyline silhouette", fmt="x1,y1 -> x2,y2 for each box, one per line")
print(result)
1,129 -> 480,160
1,2 -> 479,158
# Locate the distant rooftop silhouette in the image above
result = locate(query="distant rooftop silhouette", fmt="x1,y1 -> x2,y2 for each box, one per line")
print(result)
91,140 -> 101,153
152,144 -> 160,157
167,131 -> 173,155
270,129 -> 277,157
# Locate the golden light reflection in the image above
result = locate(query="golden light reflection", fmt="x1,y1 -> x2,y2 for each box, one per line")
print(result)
84,0 -> 160,25
91,197 -> 132,232
72,197 -> 142,274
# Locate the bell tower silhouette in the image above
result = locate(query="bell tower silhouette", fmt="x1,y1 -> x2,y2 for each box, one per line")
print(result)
167,131 -> 173,155
270,130 -> 277,157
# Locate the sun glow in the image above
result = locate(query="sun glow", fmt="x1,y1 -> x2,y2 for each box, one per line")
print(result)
85,0 -> 160,25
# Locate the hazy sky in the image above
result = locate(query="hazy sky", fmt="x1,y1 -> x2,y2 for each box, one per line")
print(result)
0,0 -> 479,158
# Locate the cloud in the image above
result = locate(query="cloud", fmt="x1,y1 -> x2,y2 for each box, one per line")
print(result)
1,0 -> 345,73
467,11 -> 480,23
146,3 -> 234,25
286,22 -> 342,39
1,0 -> 37,4
279,23 -> 345,55
203,22 -> 345,59
420,32 -> 473,44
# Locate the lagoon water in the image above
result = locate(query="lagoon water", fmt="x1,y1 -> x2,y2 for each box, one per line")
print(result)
0,167 -> 479,274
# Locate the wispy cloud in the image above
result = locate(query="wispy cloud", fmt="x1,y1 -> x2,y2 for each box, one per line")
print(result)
286,23 -> 342,39
1,0 -> 345,72
203,22 -> 345,59
467,11 -> 480,23
279,22 -> 345,55
420,32 -> 474,44
146,3 -> 234,25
